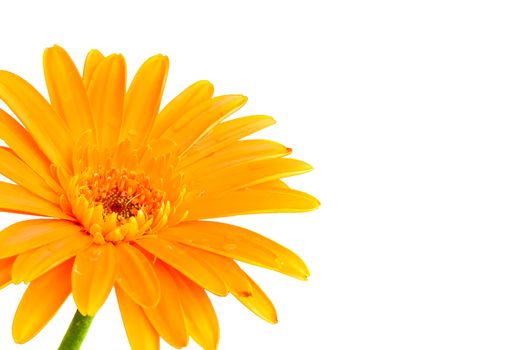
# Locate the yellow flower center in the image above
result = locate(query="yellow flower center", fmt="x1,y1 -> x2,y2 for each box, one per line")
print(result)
68,168 -> 172,244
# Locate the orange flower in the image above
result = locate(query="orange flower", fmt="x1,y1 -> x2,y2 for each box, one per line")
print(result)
0,45 -> 318,349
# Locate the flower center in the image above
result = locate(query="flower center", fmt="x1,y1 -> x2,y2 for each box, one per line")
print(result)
69,168 -> 172,244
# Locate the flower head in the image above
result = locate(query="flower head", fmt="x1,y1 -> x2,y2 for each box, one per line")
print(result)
0,45 -> 318,349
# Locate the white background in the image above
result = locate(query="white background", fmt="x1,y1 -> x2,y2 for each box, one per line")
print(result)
1,0 -> 528,349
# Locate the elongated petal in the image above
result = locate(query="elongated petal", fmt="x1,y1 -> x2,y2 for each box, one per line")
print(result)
167,95 -> 247,155
143,262 -> 187,348
235,273 -> 277,323
82,49 -> 104,87
0,257 -> 16,289
170,270 -> 219,350
12,260 -> 72,343
162,221 -> 309,280
184,188 -> 320,221
72,243 -> 117,316
116,243 -> 160,307
136,237 -> 227,296
0,109 -> 60,192
121,55 -> 168,146
183,115 -> 276,164
87,54 -> 126,150
0,71 -> 72,170
0,182 -> 71,219
12,231 -> 92,283
0,147 -> 58,203
197,158 -> 313,194
44,45 -> 93,138
180,140 -> 291,178
0,219 -> 80,259
116,285 -> 160,350
151,80 -> 214,140
183,246 -> 252,296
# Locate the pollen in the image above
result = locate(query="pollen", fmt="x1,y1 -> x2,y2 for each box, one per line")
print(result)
69,168 -> 172,244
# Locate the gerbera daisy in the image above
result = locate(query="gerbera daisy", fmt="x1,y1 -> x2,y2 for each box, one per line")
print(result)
0,45 -> 318,349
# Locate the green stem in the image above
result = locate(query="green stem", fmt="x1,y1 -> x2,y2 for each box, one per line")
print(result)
58,310 -> 94,350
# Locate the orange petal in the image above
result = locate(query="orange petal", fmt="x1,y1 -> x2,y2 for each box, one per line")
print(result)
44,45 -> 94,139
72,243 -> 117,316
82,49 -> 105,87
0,257 -> 16,289
196,158 -> 313,194
12,231 -> 92,283
166,95 -> 247,155
250,179 -> 290,190
0,109 -> 60,193
183,246 -> 252,296
162,221 -> 309,280
87,54 -> 127,150
182,115 -> 276,164
151,80 -> 214,140
170,270 -> 219,350
0,182 -> 71,219
0,70 -> 72,170
115,243 -> 160,308
180,139 -> 291,178
136,237 -> 227,296
116,285 -> 160,350
235,273 -> 278,324
0,219 -> 80,259
184,188 -> 320,221
0,147 -> 58,203
120,54 -> 168,147
143,262 -> 187,348
12,260 -> 73,343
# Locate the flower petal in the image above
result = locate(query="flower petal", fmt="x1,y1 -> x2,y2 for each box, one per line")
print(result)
82,49 -> 104,87
0,70 -> 73,170
196,158 -> 313,194
116,243 -> 160,308
151,80 -> 214,140
184,188 -> 320,221
12,260 -> 72,343
235,273 -> 278,324
0,109 -> 60,192
121,54 -> 168,147
0,147 -> 58,203
72,243 -> 117,316
116,285 -> 160,350
182,115 -> 276,165
180,140 -> 291,178
44,45 -> 94,139
12,231 -> 92,283
136,237 -> 227,296
0,257 -> 16,289
170,270 -> 219,350
162,221 -> 309,280
182,246 -> 252,297
166,95 -> 247,155
0,219 -> 80,259
0,182 -> 71,219
143,262 -> 188,348
87,54 -> 126,150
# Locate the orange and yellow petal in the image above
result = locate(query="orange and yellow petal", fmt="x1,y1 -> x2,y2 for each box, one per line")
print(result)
116,285 -> 160,350
115,243 -> 160,308
136,237 -> 227,296
72,243 -> 117,316
0,219 -> 80,259
170,270 -> 219,350
11,231 -> 92,283
82,49 -> 105,87
143,262 -> 188,348
162,221 -> 309,280
12,260 -> 73,343
235,273 -> 278,324
0,257 -> 16,289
